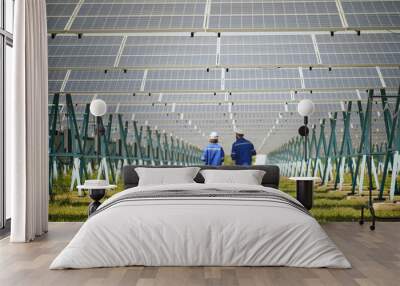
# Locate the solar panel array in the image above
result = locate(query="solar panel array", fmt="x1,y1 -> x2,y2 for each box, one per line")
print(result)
47,0 -> 400,32
46,0 -> 400,153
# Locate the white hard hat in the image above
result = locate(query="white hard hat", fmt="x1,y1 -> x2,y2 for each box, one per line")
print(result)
209,131 -> 218,139
234,128 -> 244,135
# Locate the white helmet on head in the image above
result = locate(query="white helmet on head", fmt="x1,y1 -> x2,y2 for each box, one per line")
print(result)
209,131 -> 218,139
234,128 -> 244,135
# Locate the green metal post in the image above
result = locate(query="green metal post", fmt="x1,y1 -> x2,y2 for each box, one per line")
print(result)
321,112 -> 338,185
49,93 -> 60,196
351,91 -> 373,194
379,88 -> 400,199
118,114 -> 132,165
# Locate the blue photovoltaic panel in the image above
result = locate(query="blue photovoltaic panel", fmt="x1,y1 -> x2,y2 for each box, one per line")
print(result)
47,17 -> 70,30
175,104 -> 228,113
209,15 -> 342,30
69,2 -> 206,31
49,46 -> 120,57
228,92 -> 292,102
118,105 -> 171,114
303,67 -> 382,89
232,104 -> 286,113
119,55 -> 216,67
62,70 -> 144,93
48,81 -> 64,93
346,14 -> 400,28
220,35 -> 317,66
77,3 -> 205,16
48,36 -> 123,68
145,69 -> 221,92
381,68 -> 400,88
225,68 -> 302,90
49,56 -> 117,68
64,80 -> 142,93
82,0 -> 207,3
209,0 -> 342,30
46,2 -> 77,30
46,3 -> 77,16
119,36 -> 216,68
316,33 -> 400,65
68,70 -> 143,80
48,70 -> 67,81
295,91 -> 362,101
48,35 -> 123,45
47,0 -> 207,31
48,70 -> 67,93
47,0 -> 80,3
343,0 -> 400,28
71,16 -> 204,31
159,93 -> 226,103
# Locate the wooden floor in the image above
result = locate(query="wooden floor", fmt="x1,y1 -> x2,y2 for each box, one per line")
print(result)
0,222 -> 399,286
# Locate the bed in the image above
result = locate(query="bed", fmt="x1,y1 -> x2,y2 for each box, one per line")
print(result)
50,165 -> 351,269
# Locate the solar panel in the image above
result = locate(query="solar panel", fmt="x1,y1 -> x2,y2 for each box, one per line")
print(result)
49,56 -> 117,68
48,70 -> 67,81
157,93 -> 226,103
48,81 -> 64,93
343,0 -> 400,28
316,33 -> 400,65
225,68 -> 302,90
118,105 -> 171,113
47,33 -> 400,69
145,69 -> 221,91
381,67 -> 400,88
220,34 -> 317,66
48,35 -> 123,45
303,67 -> 382,89
47,17 -> 70,31
47,3 -> 77,16
175,104 -> 228,113
70,1 -> 206,31
68,70 -> 143,80
232,104 -> 286,113
78,3 -> 205,17
62,70 -> 144,93
119,36 -> 216,68
47,0 -> 80,3
209,1 -> 342,30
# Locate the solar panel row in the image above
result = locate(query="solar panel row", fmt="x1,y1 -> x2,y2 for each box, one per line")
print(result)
48,67 -> 400,93
46,0 -> 400,31
47,33 -> 400,68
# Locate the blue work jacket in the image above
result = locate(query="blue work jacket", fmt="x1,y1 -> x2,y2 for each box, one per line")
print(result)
231,138 -> 256,166
201,143 -> 225,166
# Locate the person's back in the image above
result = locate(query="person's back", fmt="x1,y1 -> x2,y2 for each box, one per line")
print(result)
201,132 -> 225,166
231,130 -> 256,166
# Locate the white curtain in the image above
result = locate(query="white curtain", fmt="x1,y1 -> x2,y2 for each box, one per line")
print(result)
7,0 -> 49,242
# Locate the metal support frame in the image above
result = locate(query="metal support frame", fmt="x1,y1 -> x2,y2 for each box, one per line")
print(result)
66,94 -> 87,192
351,92 -> 375,195
379,88 -> 400,199
321,112 -> 338,186
49,95 -> 203,192
334,102 -> 354,190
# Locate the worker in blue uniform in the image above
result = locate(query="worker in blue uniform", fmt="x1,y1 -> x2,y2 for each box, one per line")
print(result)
231,129 -> 256,166
201,132 -> 225,166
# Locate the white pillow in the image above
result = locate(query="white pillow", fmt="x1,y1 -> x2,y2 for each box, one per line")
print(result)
135,167 -> 200,186
200,169 -> 265,185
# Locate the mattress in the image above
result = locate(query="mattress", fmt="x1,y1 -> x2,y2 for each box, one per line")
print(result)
50,183 -> 351,269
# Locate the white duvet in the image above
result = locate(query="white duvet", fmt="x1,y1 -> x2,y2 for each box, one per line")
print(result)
50,183 -> 351,269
